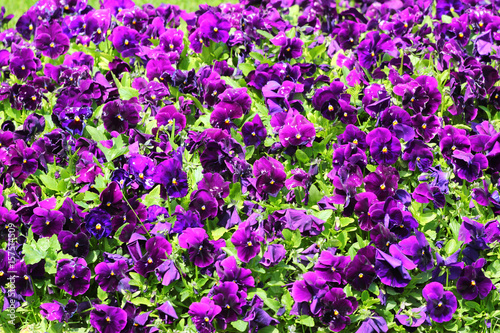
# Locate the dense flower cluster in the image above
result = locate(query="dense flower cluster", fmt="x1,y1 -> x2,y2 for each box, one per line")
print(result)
0,0 -> 500,332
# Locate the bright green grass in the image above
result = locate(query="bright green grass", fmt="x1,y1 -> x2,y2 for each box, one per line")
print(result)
3,0 -> 233,23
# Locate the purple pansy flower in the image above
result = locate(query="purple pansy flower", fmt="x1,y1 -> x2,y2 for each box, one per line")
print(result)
188,297 -> 222,333
55,258 -> 91,296
90,304 -> 128,333
422,282 -> 457,323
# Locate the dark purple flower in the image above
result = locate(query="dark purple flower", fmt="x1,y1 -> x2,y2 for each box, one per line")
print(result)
241,114 -> 267,147
364,165 -> 400,200
59,231 -> 89,258
215,256 -> 255,290
402,140 -> 434,172
109,26 -> 141,58
30,208 -> 64,238
7,139 -> 38,178
451,150 -> 488,182
412,183 -> 446,209
422,282 -> 457,323
231,222 -> 264,263
40,300 -> 77,323
198,12 -> 230,43
243,296 -> 279,332
431,250 -> 464,284
211,281 -> 244,329
375,249 -> 412,288
291,271 -> 329,316
155,105 -> 186,134
252,156 -> 286,197
95,260 -> 128,292
320,288 -> 358,332
366,128 -> 401,165
189,189 -> 218,220
314,249 -> 350,284
153,158 -> 188,198
34,22 -> 70,59
260,244 -> 286,268
399,231 -> 434,271
345,246 -> 376,291
270,31 -> 304,60
178,228 -> 223,268
188,297 -> 221,333
357,31 -> 397,69
279,113 -> 316,148
85,208 -> 112,240
102,98 -> 141,134
55,258 -> 91,296
157,301 -> 178,324
90,304 -> 128,333
411,114 -> 441,142
456,258 -> 493,300
198,172 -> 230,206
395,307 -> 426,331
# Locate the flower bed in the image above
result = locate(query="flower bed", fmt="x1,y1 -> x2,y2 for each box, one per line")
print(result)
0,0 -> 500,332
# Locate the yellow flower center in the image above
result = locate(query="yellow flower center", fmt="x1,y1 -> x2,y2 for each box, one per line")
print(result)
411,97 -> 415,102
204,317 -> 209,322
50,42 -> 55,48
479,22 -> 484,27
71,274 -> 75,279
452,146 -> 456,151
169,44 -> 174,49
380,184 -> 386,190
404,23 -> 408,28
75,116 -> 81,122
225,118 -> 230,124
124,40 -> 129,45
270,180 -> 275,185
353,139 -> 358,145
117,115 -> 122,120
334,310 -> 339,316
226,305 -> 230,309
106,316 -> 111,322
172,178 -> 177,185
96,223 -> 102,230
247,241 -> 253,246
132,20 -> 136,25
286,47 -> 291,52
151,95 -> 156,100
214,27 -> 218,32
0,271 -> 3,276
343,112 -> 348,117
438,302 -> 443,307
21,65 -> 25,70
139,173 -> 144,179
417,157 -> 421,161
75,243 -> 79,248
371,52 -> 375,57
31,96 -> 36,101
110,271 -> 115,276
29,24 -> 33,30
46,220 -> 50,225
24,275 -> 29,280
422,123 -> 427,129
393,120 -> 398,126
459,32 -> 464,38
382,147 -> 388,153
64,5 -> 69,9
251,132 -> 256,136
331,267 -> 336,272
471,280 -> 476,286
296,134 -> 302,139
147,258 -> 153,264
97,28 -> 102,34
201,205 -> 206,211
328,105 -> 333,111
23,159 -> 27,164
359,273 -> 363,278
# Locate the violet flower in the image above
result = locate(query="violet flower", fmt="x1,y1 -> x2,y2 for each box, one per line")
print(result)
422,282 -> 457,323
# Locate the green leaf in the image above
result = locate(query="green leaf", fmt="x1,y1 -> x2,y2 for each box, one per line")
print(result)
118,87 -> 139,100
418,212 -> 437,225
39,174 -> 59,191
97,286 -> 108,301
297,315 -> 315,327
142,185 -> 162,207
231,320 -> 248,332
340,217 -> 355,227
22,243 -> 45,265
211,227 -> 227,240
295,149 -> 309,164
256,29 -> 275,40
239,63 -> 255,76
245,145 -> 255,160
